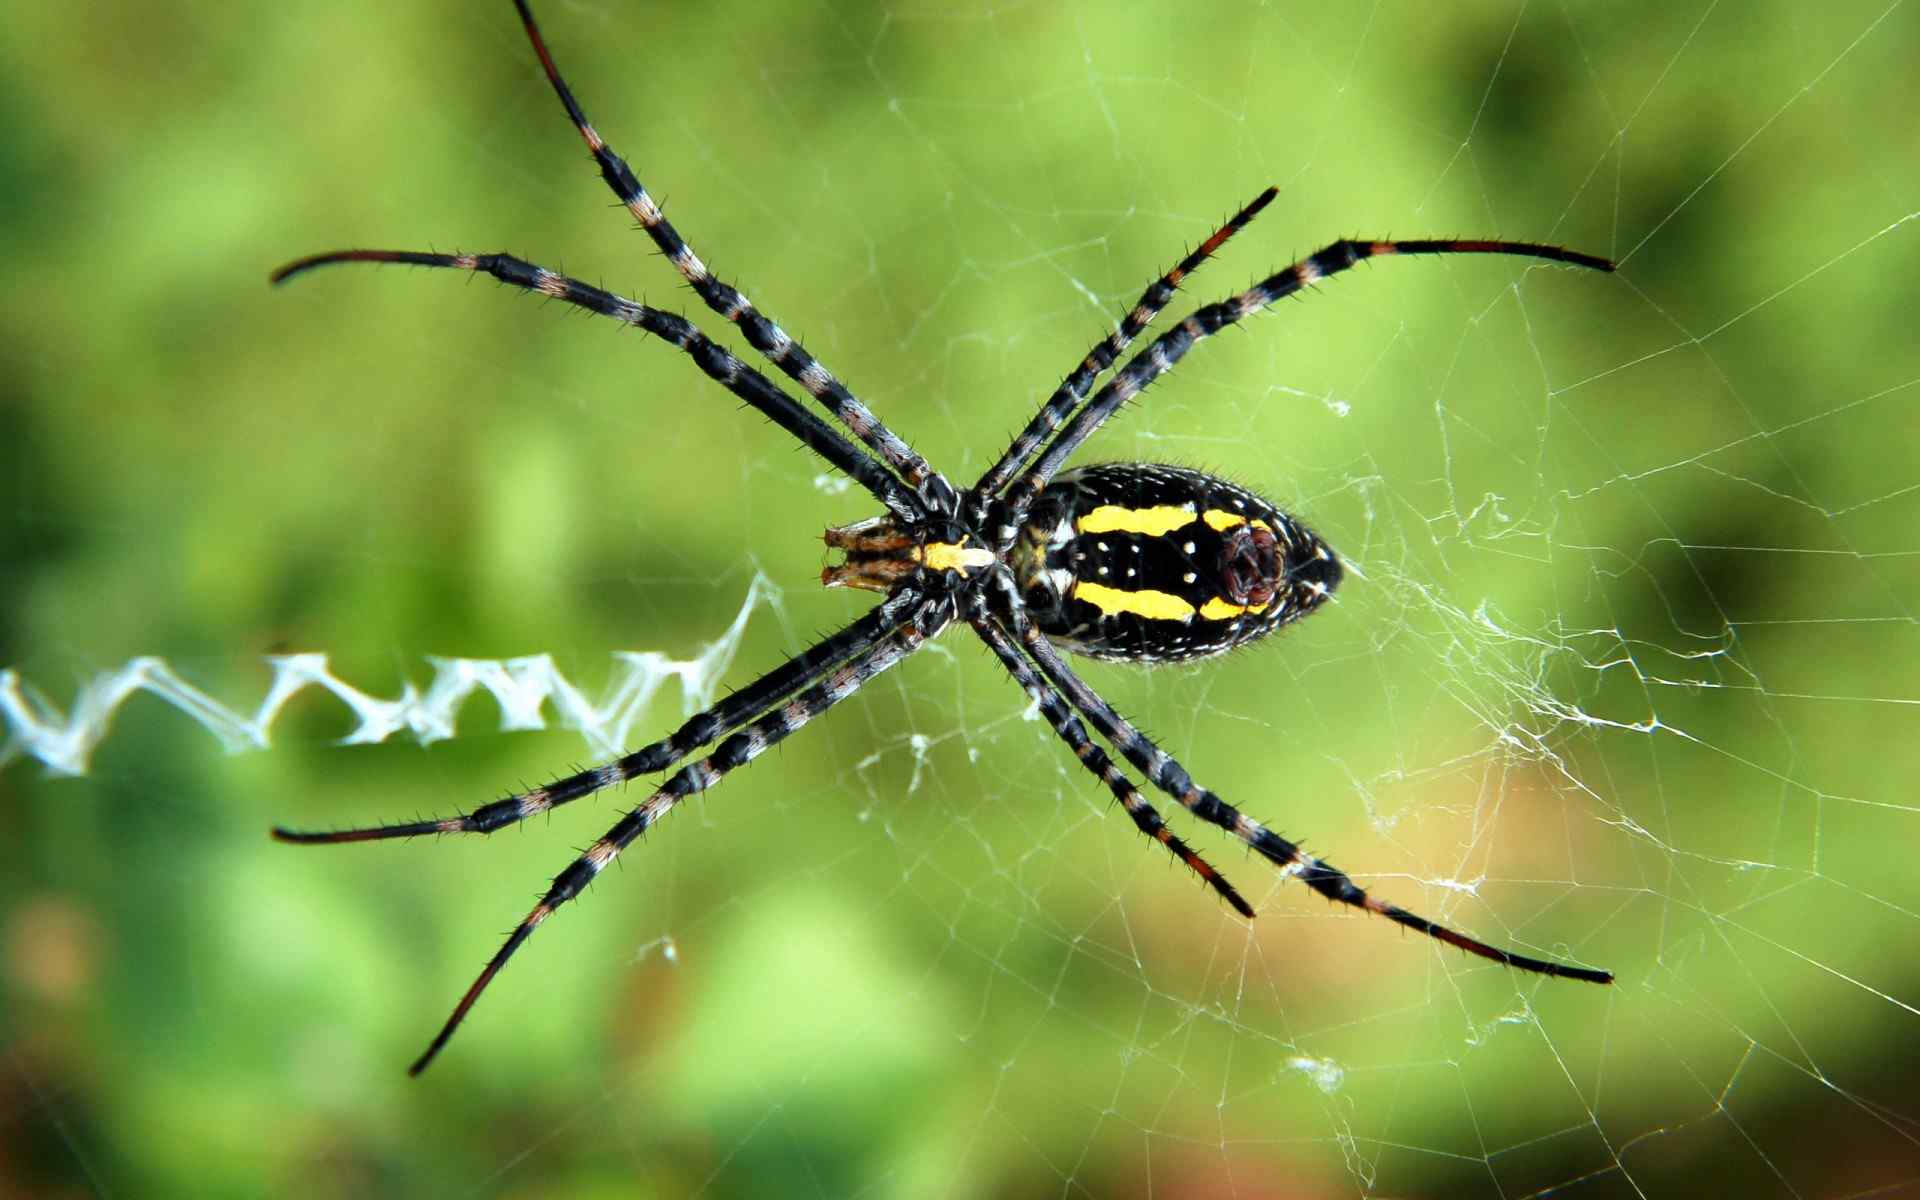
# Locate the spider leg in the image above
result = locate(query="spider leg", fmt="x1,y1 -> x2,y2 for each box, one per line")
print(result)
274,594 -> 916,845
511,1 -> 954,511
965,594 -> 1251,917
970,186 -> 1278,511
1002,237 -> 1614,524
407,595 -> 953,1074
271,248 -> 917,518
1004,602 -> 1611,985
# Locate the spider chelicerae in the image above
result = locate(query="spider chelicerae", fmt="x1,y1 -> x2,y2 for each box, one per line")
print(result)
273,0 -> 1616,1075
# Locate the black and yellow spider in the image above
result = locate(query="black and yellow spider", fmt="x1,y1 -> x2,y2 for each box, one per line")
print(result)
273,0 -> 1616,1075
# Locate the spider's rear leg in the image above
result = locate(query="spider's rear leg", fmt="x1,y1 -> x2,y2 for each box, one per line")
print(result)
1283,848 -> 1613,983
1014,619 -> 1613,984
407,601 -> 947,1074
967,602 -> 1251,917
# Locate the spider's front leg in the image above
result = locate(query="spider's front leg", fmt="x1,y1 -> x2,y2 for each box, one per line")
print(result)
511,0 -> 953,512
969,185 -> 1280,520
999,237 -> 1614,525
270,249 -> 916,517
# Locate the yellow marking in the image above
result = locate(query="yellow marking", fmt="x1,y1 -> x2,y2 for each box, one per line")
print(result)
922,541 -> 996,576
1076,504 -> 1196,537
1199,597 -> 1250,620
1204,509 -> 1276,535
1074,581 -> 1195,622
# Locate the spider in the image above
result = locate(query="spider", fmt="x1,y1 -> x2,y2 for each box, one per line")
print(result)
272,0 -> 1616,1076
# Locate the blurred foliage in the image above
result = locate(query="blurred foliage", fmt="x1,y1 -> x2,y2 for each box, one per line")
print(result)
4,1 -> 1918,1196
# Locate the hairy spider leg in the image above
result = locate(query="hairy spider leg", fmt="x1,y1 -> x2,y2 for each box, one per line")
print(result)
964,591 -> 1252,917
1001,237 -> 1616,524
511,0 -> 951,514
274,594 -> 917,845
1007,605 -> 1612,985
407,597 -> 952,1074
970,186 -> 1280,510
270,249 -> 915,517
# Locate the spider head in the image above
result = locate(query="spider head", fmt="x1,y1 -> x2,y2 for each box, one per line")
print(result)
821,515 -> 996,595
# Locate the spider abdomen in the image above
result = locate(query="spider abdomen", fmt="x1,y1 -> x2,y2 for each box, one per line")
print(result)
1014,463 -> 1341,663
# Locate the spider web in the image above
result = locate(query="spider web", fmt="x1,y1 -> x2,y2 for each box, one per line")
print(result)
4,1 -> 1918,1196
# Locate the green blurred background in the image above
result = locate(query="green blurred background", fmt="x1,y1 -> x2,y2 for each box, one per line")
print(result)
5,1 -> 1917,1196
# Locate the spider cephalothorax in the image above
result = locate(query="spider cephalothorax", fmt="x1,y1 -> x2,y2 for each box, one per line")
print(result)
820,514 -> 994,596
273,0 -> 1616,1075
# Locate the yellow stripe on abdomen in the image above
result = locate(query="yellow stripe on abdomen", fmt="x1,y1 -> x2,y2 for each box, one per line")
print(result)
1073,580 -> 1196,622
1075,504 -> 1196,537
1202,509 -> 1274,534
1073,586 -> 1256,624
1197,597 -> 1249,620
